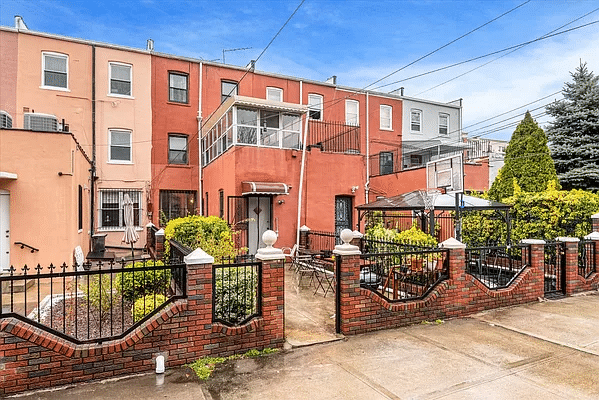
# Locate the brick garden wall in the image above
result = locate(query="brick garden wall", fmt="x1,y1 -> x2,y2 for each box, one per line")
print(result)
0,258 -> 285,396
337,240 -> 598,336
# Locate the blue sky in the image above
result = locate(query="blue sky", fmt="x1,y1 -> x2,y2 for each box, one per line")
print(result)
1,0 -> 598,141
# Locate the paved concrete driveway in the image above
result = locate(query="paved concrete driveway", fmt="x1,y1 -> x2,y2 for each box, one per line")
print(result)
11,292 -> 599,400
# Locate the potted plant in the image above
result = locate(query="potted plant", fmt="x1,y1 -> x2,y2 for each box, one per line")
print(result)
395,223 -> 438,271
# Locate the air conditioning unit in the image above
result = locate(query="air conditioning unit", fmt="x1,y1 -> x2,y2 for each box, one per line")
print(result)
24,112 -> 58,132
0,110 -> 12,129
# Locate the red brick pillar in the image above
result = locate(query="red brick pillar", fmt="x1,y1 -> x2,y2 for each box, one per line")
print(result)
522,239 -> 546,298
592,213 -> 599,233
256,231 -> 286,348
557,237 -> 579,296
155,228 -> 164,259
299,225 -> 310,250
439,237 -> 466,280
334,229 -> 362,335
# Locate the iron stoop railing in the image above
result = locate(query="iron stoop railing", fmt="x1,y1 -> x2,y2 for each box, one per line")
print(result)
0,259 -> 186,344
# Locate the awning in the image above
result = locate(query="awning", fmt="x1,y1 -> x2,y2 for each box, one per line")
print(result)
242,181 -> 290,195
0,172 -> 18,180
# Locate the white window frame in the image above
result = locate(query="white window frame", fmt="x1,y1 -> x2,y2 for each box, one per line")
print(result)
41,52 -> 69,91
345,99 -> 359,126
266,87 -> 283,102
308,94 -> 323,120
380,105 -> 392,131
439,113 -> 449,135
108,62 -> 133,98
98,189 -> 142,230
410,109 -> 422,133
221,80 -> 238,102
108,129 -> 132,164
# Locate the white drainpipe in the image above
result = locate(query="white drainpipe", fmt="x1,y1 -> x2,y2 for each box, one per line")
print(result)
296,114 -> 309,247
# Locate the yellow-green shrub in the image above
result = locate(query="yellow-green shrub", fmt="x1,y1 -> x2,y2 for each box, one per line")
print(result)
132,294 -> 166,321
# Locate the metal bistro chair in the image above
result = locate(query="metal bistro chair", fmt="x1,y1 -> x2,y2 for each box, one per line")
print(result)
283,244 -> 316,287
312,258 -> 335,297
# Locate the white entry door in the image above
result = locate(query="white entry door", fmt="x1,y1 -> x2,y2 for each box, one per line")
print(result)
0,190 -> 10,271
247,196 -> 271,255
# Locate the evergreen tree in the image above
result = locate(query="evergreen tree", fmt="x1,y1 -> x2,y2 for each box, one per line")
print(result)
488,111 -> 558,201
546,62 -> 599,191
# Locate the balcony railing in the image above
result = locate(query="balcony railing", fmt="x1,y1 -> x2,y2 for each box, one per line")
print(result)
307,120 -> 360,154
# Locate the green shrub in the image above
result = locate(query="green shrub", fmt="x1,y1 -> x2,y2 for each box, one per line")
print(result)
116,260 -> 170,301
164,215 -> 239,261
132,294 -> 166,321
213,265 -> 258,325
81,274 -> 119,317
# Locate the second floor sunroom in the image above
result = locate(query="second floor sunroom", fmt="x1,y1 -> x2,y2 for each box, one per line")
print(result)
201,95 -> 362,166
202,95 -> 307,166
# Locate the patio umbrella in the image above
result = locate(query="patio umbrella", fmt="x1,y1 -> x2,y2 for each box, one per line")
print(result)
121,193 -> 139,260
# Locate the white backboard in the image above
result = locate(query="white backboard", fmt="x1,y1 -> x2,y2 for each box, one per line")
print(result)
426,154 -> 464,193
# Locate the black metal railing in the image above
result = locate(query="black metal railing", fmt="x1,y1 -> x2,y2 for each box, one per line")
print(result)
359,248 -> 449,302
308,120 -> 360,154
147,224 -> 158,252
306,231 -> 337,257
169,238 -> 192,264
544,242 -> 566,295
361,234 -> 437,254
578,240 -> 596,278
212,259 -> 261,326
0,259 -> 186,344
14,241 -> 39,253
465,245 -> 530,289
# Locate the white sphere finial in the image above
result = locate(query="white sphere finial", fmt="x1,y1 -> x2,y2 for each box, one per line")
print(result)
262,230 -> 278,247
340,229 -> 354,245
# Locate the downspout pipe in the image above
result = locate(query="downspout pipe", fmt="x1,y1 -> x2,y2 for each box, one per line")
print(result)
296,114 -> 309,247
198,62 -> 203,216
90,45 -> 96,243
364,92 -> 370,229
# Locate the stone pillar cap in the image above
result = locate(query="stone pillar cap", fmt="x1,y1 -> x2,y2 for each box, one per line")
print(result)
146,222 -> 155,228
521,239 -> 546,245
556,237 -> 580,243
184,248 -> 214,265
256,230 -> 285,260
352,230 -> 363,238
155,228 -> 165,236
591,213 -> 599,219
584,232 -> 599,240
439,237 -> 465,249
299,225 -> 311,232
333,228 -> 361,255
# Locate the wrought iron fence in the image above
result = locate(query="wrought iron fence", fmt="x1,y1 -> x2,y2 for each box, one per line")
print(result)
578,240 -> 596,278
465,245 -> 530,289
169,238 -> 192,264
359,248 -> 448,301
306,231 -> 337,257
212,259 -> 261,326
544,242 -> 566,295
308,120 -> 360,154
0,259 -> 186,344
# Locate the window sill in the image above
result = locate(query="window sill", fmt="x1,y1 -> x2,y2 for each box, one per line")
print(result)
380,127 -> 393,132
97,227 -> 143,232
166,101 -> 191,107
107,160 -> 134,165
78,229 -> 83,234
107,93 -> 134,100
39,85 -> 70,92
167,163 -> 191,168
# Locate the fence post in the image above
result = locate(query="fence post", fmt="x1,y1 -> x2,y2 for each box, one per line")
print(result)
155,228 -> 165,259
439,237 -> 466,280
299,225 -> 310,250
333,229 -> 361,335
557,237 -> 580,296
255,231 -> 286,348
521,239 -> 545,298
585,231 -> 599,276
592,213 -> 599,233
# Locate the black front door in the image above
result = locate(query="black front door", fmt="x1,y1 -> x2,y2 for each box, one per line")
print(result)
335,196 -> 352,244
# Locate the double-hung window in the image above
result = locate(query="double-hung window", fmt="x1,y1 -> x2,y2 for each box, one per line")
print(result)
168,134 -> 188,164
380,152 -> 394,175
439,113 -> 449,135
380,105 -> 392,130
266,87 -> 283,102
411,109 -> 422,132
159,190 -> 196,221
345,100 -> 359,126
42,52 -> 68,89
308,94 -> 323,120
99,189 -> 141,229
221,80 -> 238,102
169,72 -> 188,103
109,129 -> 132,162
109,62 -> 132,96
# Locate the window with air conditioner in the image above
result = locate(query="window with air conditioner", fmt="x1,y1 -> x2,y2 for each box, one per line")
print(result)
0,111 -> 12,129
308,94 -> 323,120
42,52 -> 68,89
23,113 -> 58,132
109,62 -> 132,96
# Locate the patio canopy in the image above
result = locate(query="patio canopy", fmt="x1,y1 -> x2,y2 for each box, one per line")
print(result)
357,190 -> 511,212
242,181 -> 290,196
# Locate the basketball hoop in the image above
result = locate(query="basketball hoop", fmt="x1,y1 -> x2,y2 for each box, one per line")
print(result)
420,189 -> 441,211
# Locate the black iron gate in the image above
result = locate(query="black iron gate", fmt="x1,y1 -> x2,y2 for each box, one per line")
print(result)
544,242 -> 566,296
335,196 -> 352,244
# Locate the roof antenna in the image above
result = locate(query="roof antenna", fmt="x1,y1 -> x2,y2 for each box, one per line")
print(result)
222,47 -> 252,64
